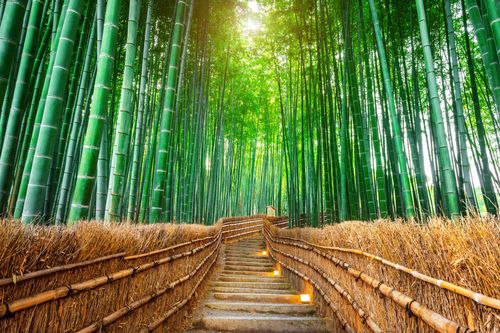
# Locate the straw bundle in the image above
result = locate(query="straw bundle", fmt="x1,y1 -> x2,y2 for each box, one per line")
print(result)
265,216 -> 500,332
0,219 -> 220,332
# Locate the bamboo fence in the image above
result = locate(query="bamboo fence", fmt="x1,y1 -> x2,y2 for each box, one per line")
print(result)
263,218 -> 499,332
0,216 -> 268,332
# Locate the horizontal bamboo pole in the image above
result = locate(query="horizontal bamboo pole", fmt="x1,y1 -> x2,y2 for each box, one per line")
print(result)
124,231 -> 219,260
272,220 -> 288,228
142,244 -> 220,332
0,252 -> 126,288
222,215 -> 266,223
223,228 -> 262,242
271,225 -> 500,311
222,223 -> 261,235
76,238 -> 221,333
222,218 -> 263,228
264,226 -> 472,333
0,233 -> 221,319
263,228 -> 382,333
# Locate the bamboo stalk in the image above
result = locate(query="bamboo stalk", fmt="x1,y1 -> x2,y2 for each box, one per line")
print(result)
0,252 -> 125,287
267,222 -> 500,310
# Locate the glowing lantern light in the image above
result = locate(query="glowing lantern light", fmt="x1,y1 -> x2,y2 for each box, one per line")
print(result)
273,270 -> 280,277
300,294 -> 311,303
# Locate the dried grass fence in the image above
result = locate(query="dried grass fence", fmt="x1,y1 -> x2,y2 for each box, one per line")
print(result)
0,216 -> 268,332
264,216 -> 500,333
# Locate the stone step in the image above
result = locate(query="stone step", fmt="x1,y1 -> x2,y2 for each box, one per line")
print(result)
205,301 -> 316,315
212,281 -> 290,290
194,312 -> 332,333
224,255 -> 269,261
229,245 -> 264,248
224,249 -> 264,257
225,247 -> 263,251
218,275 -> 286,283
221,270 -> 270,276
224,264 -> 272,272
210,286 -> 293,294
227,242 -> 262,246
224,263 -> 273,270
213,292 -> 300,303
225,258 -> 274,266
228,239 -> 263,243
190,235 -> 332,333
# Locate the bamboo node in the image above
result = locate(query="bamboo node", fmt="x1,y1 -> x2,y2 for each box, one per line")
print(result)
2,302 -> 13,319
406,299 -> 416,318
375,280 -> 384,298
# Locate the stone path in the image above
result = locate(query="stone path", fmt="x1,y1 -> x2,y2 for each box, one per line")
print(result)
187,235 -> 333,332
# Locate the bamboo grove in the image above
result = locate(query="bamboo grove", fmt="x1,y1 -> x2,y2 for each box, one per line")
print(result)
0,0 -> 498,226
266,0 -> 500,226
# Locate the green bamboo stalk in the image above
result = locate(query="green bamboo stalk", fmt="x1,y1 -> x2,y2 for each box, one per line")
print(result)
444,0 -> 476,212
368,0 -> 415,218
150,0 -> 188,222
0,0 -> 43,215
106,0 -> 141,221
464,0 -> 500,113
0,0 -> 28,112
69,0 -> 122,223
22,0 -> 85,223
484,0 -> 500,59
127,0 -> 152,221
415,0 -> 460,218
55,16 -> 96,223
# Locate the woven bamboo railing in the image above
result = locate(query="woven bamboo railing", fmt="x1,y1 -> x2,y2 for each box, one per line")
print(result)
263,220 -> 496,333
265,240 -> 356,333
274,232 -> 500,311
264,227 -> 383,333
0,232 -> 221,319
0,252 -> 127,287
76,238 -> 221,333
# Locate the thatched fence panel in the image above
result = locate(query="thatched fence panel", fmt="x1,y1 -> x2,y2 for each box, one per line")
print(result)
263,218 -> 499,333
0,216 -> 272,332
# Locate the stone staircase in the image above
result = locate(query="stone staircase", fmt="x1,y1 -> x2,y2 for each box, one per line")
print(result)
187,235 -> 333,332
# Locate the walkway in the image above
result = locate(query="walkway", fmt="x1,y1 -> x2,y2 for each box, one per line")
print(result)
187,235 -> 333,332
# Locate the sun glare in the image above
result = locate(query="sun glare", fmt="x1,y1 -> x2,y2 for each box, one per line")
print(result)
248,0 -> 260,12
243,17 -> 262,33
241,1 -> 263,38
